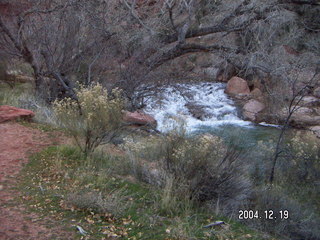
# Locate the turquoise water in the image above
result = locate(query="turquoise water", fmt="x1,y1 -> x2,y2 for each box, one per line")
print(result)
192,124 -> 281,148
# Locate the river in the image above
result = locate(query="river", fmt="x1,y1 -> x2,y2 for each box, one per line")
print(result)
142,82 -> 281,146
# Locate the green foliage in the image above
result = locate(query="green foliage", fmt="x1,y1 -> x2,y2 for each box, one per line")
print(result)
54,84 -> 124,155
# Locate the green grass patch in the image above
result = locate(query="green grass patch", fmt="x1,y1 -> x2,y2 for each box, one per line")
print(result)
17,144 -> 276,240
0,82 -> 33,106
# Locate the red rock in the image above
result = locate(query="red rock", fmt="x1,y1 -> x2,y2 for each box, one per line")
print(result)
243,100 -> 265,121
0,105 -> 35,123
250,88 -> 263,101
123,110 -> 157,127
225,77 -> 250,95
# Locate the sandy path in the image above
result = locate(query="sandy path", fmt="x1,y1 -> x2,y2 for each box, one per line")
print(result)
0,122 -> 74,240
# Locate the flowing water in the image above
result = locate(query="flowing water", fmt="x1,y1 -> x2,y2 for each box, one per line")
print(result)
142,82 -> 280,146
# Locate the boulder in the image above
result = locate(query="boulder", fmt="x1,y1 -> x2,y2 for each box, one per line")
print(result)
225,77 -> 250,96
293,107 -> 313,115
195,55 -> 212,68
123,110 -> 157,127
243,100 -> 265,121
277,107 -> 320,127
250,88 -> 264,101
0,105 -> 35,123
290,109 -> 320,127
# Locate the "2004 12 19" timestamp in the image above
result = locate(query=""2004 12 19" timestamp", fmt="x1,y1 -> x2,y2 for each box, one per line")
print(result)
238,210 -> 289,220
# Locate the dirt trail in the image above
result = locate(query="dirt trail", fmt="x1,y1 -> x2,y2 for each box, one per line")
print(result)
0,122 -> 74,240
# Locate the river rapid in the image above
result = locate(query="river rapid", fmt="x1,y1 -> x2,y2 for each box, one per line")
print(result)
142,82 -> 280,146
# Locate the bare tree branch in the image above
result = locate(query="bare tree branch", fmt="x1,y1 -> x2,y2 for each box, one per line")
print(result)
122,0 -> 155,34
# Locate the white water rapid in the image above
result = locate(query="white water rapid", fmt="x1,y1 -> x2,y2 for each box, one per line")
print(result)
142,82 -> 252,133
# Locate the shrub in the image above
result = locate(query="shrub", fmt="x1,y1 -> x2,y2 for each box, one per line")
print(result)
124,131 -> 252,215
283,133 -> 320,182
162,133 -> 251,212
244,133 -> 320,240
53,84 -> 123,155
249,186 -> 320,240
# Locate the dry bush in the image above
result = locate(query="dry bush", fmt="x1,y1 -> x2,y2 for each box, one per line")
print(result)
250,133 -> 320,184
283,133 -> 320,182
124,131 -> 252,215
162,133 -> 251,209
244,133 -> 320,240
250,186 -> 320,240
53,84 -> 123,155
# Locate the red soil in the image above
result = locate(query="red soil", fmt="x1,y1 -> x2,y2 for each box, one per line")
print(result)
0,122 -> 74,240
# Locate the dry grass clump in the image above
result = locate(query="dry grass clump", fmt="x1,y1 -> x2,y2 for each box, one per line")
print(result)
54,84 -> 123,155
0,82 -> 58,124
66,189 -> 129,218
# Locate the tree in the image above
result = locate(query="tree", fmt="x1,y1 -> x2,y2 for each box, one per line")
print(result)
0,0 -> 319,109
0,0 -> 114,101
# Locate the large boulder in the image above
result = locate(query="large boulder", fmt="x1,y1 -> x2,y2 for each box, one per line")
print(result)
123,110 -> 157,127
225,77 -> 250,96
0,105 -> 35,123
225,77 -> 251,101
289,107 -> 320,127
278,107 -> 320,127
243,100 -> 265,121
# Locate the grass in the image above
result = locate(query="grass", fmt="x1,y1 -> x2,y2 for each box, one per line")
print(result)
0,81 -> 58,125
0,82 -> 33,106
17,144 -> 275,240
